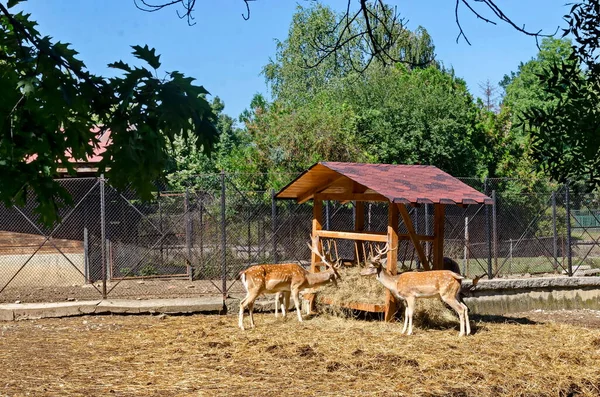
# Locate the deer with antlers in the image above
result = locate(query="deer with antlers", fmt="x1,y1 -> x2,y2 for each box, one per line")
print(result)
238,236 -> 341,330
361,244 -> 471,337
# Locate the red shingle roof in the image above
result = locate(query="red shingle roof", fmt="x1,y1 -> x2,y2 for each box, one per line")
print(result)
276,162 -> 492,205
25,130 -> 110,166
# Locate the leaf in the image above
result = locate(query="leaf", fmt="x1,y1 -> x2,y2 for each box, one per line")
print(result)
7,0 -> 25,9
17,77 -> 36,95
131,44 -> 161,70
107,60 -> 132,72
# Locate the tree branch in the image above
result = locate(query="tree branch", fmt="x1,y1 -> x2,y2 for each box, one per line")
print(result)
132,0 -> 559,69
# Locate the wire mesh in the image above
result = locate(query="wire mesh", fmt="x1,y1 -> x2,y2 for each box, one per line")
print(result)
2,175 -> 600,304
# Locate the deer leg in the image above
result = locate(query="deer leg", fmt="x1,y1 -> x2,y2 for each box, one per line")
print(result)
239,290 -> 260,330
283,291 -> 290,318
248,300 -> 256,328
401,305 -> 409,334
238,295 -> 248,330
405,296 -> 416,336
461,301 -> 471,335
441,296 -> 466,337
274,292 -> 281,318
292,288 -> 303,323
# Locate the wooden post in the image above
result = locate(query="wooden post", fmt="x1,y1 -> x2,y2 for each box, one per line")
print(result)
308,199 -> 323,312
432,203 -> 446,270
384,203 -> 399,322
398,204 -> 430,270
355,201 -> 365,265
311,200 -> 323,272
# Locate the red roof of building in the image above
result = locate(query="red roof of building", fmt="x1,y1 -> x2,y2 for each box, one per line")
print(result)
276,162 -> 492,205
25,130 -> 110,166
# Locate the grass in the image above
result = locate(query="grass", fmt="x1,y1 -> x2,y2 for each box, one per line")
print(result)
0,313 -> 598,396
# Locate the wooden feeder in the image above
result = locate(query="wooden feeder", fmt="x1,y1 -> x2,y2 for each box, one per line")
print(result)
275,162 -> 493,321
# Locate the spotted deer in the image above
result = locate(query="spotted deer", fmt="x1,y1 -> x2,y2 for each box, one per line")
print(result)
238,236 -> 341,330
361,244 -> 471,337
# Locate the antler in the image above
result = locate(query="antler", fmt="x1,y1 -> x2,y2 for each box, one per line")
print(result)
307,236 -> 329,265
307,235 -> 341,269
369,242 -> 398,264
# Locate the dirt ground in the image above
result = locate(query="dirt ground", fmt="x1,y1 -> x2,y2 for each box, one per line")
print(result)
506,308 -> 600,329
0,279 -> 247,304
0,309 -> 599,397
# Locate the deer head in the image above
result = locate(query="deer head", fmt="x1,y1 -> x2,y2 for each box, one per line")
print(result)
360,243 -> 395,276
307,236 -> 342,285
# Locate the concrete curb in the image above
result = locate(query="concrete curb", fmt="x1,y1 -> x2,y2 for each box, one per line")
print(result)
465,276 -> 600,291
0,297 -> 225,321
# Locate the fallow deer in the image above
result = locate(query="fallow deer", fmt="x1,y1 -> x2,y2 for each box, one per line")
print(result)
274,242 -> 337,318
238,236 -> 341,330
361,244 -> 471,337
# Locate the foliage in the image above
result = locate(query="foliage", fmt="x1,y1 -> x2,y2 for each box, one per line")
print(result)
263,3 -> 435,107
498,38 -> 574,180
536,205 -> 567,238
243,91 -> 369,191
523,1 -> 600,190
0,1 -> 217,225
348,65 -> 486,177
229,4 -> 490,191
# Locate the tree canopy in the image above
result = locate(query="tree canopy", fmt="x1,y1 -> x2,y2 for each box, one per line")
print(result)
524,1 -> 600,189
0,1 -> 218,224
218,4 -> 492,191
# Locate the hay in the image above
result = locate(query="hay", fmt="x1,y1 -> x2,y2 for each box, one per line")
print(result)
0,313 -> 599,396
319,266 -> 459,328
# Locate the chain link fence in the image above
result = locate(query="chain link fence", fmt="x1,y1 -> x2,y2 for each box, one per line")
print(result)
1,174 -> 599,303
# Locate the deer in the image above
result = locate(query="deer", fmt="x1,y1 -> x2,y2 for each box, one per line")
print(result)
360,244 -> 471,337
274,241 -> 338,318
238,236 -> 341,330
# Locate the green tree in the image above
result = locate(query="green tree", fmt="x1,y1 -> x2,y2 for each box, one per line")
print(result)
165,97 -> 243,191
524,1 -> 600,189
232,5 -> 490,190
263,4 -> 435,107
242,90 -> 370,190
0,1 -> 218,224
347,65 -> 486,177
497,38 -> 574,183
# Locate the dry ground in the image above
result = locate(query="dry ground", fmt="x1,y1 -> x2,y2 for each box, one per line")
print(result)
0,279 -> 247,304
1,309 -> 600,397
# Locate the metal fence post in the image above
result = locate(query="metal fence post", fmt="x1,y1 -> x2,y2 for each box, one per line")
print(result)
424,204 -> 430,263
100,175 -> 107,298
271,189 -> 278,263
565,181 -> 573,276
552,191 -> 558,272
83,227 -> 89,283
492,190 -> 498,275
221,171 -> 227,298
485,178 -> 493,278
185,188 -> 193,281
463,216 -> 468,276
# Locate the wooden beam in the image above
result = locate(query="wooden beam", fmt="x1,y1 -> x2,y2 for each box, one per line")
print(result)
385,203 -> 399,322
398,204 -> 430,270
314,230 -> 433,242
315,230 -> 388,242
432,203 -> 446,270
314,193 -> 389,202
298,176 -> 345,204
319,296 -> 386,313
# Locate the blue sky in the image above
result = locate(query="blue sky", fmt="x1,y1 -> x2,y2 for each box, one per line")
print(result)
19,0 -> 568,119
